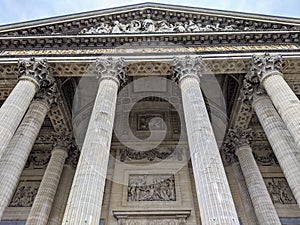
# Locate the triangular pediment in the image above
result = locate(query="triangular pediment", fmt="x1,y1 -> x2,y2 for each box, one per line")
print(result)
0,2 -> 299,36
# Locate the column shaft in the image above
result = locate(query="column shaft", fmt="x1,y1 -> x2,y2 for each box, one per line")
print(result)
47,165 -> 75,225
262,73 -> 300,149
0,79 -> 37,159
231,162 -> 259,225
62,78 -> 119,225
252,94 -> 300,207
0,99 -> 49,218
26,147 -> 68,225
236,145 -> 281,225
180,75 -> 239,224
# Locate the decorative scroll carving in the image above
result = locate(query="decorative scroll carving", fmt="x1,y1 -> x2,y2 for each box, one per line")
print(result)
25,148 -> 51,169
138,113 -> 165,131
265,178 -> 296,204
124,219 -> 184,225
95,57 -> 126,86
18,58 -> 52,87
248,53 -> 283,83
172,56 -> 204,83
79,14 -> 247,35
127,174 -> 176,201
9,181 -> 40,207
252,146 -> 279,166
120,147 -> 182,162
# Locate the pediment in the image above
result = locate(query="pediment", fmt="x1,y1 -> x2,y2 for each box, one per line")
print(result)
0,2 -> 300,36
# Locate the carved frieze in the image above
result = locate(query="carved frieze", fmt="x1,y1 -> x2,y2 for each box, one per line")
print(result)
80,15 -> 241,34
127,174 -> 176,201
120,147 -> 182,162
2,44 -> 297,57
9,181 -> 40,207
265,178 -> 296,204
1,4 -> 297,38
127,62 -> 172,76
122,219 -> 183,225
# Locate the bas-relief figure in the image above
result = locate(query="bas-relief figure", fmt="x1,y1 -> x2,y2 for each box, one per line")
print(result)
79,14 -> 242,34
128,174 -> 176,202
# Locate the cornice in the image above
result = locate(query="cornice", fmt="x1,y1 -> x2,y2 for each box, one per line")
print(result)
1,3 -> 299,36
0,30 -> 299,50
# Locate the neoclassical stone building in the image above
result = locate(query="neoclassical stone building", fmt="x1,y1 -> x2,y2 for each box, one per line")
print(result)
0,3 -> 300,225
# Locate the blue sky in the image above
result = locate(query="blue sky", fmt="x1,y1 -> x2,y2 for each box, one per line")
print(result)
0,0 -> 299,26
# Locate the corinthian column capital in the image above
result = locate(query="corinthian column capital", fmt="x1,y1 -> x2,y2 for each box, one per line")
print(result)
248,53 -> 283,84
18,57 -> 53,88
52,132 -> 73,150
35,82 -> 58,106
228,128 -> 253,149
96,57 -> 126,86
240,78 -> 267,106
172,56 -> 203,84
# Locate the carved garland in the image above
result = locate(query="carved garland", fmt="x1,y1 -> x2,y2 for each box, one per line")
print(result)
120,147 -> 181,162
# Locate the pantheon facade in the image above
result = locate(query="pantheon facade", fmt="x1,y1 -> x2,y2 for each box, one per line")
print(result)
0,3 -> 300,225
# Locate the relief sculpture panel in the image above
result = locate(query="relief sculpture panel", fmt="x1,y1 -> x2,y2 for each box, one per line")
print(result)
128,174 -> 176,201
9,181 -> 40,207
265,178 -> 297,204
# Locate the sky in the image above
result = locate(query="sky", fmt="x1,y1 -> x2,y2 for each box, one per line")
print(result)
0,0 -> 299,26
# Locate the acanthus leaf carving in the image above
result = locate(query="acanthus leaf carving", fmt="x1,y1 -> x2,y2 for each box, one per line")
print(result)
248,53 -> 283,83
96,57 -> 126,86
18,57 -> 52,87
172,56 -> 204,83
9,181 -> 40,207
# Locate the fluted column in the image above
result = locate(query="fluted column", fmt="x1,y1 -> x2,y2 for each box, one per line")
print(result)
47,164 -> 75,225
223,138 -> 258,225
173,56 -> 239,225
249,53 -> 300,149
251,92 -> 300,207
231,161 -> 259,225
0,58 -> 52,159
228,129 -> 281,225
26,134 -> 70,225
62,58 -> 125,225
0,84 -> 56,219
